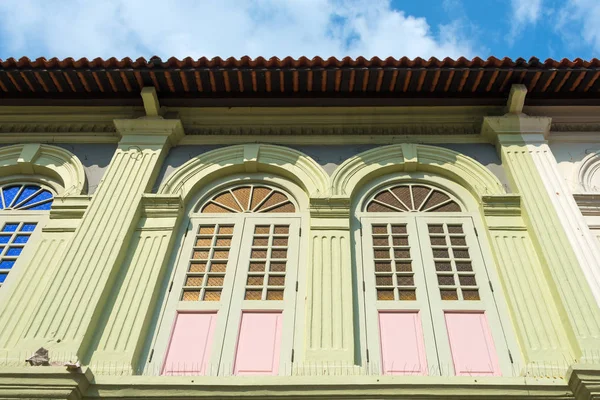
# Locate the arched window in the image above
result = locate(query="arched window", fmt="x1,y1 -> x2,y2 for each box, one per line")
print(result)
155,183 -> 301,376
0,183 -> 54,288
359,182 -> 513,377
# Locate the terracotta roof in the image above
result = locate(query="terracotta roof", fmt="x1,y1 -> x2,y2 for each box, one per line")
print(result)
1,56 -> 599,102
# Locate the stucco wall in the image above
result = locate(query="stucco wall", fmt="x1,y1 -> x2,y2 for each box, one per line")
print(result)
550,141 -> 600,192
55,144 -> 116,195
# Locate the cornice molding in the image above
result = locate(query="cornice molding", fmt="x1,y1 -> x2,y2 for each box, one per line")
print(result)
551,123 -> 600,132
178,105 -> 499,137
185,124 -> 480,136
0,106 -> 141,143
0,122 -> 116,134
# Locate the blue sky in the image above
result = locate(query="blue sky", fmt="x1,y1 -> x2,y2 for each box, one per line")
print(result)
0,0 -> 597,61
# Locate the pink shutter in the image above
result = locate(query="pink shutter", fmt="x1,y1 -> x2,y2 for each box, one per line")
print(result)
162,312 -> 217,376
378,312 -> 428,375
234,312 -> 282,375
445,312 -> 501,376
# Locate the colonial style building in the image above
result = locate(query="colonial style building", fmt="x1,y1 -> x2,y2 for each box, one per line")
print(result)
0,56 -> 599,399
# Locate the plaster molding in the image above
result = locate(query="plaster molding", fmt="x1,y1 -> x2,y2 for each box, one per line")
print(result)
0,122 -> 117,135
49,196 -> 92,220
113,118 -> 184,148
552,123 -> 600,133
309,197 -> 351,220
0,106 -> 142,143
482,194 -> 522,216
330,143 -> 505,199
177,105 -> 497,137
568,364 -> 600,400
141,194 -> 183,218
576,151 -> 600,193
185,124 -> 480,136
179,134 -> 490,146
0,366 -> 92,400
573,194 -> 600,216
158,144 -> 329,204
86,374 -> 571,399
0,144 -> 86,196
482,114 -> 552,144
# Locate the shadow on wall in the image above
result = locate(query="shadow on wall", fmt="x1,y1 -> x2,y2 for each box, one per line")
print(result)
56,144 -> 116,195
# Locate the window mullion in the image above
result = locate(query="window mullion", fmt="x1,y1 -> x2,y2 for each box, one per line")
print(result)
412,217 -> 445,375
215,216 -> 248,375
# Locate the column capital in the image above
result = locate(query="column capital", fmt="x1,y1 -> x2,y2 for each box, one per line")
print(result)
482,114 -> 552,145
113,118 -> 184,148
481,83 -> 552,145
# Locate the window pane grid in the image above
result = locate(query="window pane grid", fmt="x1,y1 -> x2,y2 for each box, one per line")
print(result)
244,224 -> 289,301
181,224 -> 233,302
0,221 -> 36,286
428,223 -> 479,301
371,223 -> 416,301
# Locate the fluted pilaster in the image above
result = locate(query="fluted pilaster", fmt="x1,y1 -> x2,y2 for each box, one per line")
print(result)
15,119 -> 182,359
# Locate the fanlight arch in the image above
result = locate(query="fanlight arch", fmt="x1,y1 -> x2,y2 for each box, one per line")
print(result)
576,150 -> 600,192
159,144 -> 329,205
331,143 -> 505,200
0,144 -> 86,195
199,184 -> 296,214
0,183 -> 54,211
365,183 -> 462,213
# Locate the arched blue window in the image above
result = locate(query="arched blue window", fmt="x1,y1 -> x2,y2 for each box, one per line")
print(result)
0,184 -> 54,287
0,184 -> 53,210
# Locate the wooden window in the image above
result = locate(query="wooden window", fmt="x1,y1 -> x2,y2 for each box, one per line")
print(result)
154,184 -> 300,376
361,183 -> 511,376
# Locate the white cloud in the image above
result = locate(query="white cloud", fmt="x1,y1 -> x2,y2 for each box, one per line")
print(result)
508,0 -> 543,44
0,0 -> 476,60
556,0 -> 600,53
511,0 -> 543,25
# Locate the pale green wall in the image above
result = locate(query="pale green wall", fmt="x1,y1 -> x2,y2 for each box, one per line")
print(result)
0,113 -> 599,398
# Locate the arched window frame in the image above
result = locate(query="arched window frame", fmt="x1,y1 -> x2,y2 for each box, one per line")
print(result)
352,172 -> 518,377
150,173 -> 309,377
0,178 -> 57,291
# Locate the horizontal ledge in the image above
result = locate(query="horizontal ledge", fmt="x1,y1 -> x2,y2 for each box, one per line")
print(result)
87,375 -> 569,399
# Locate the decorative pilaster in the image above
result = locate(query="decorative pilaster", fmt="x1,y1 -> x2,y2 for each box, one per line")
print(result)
482,195 -> 576,372
16,118 -> 183,360
87,194 -> 183,374
483,86 -> 600,358
0,196 -> 90,360
304,198 -> 355,365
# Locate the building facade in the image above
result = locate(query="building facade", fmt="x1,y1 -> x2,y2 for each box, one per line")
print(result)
0,56 -> 599,399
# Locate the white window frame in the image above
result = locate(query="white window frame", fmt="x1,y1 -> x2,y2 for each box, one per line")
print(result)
150,181 -> 306,376
354,176 -> 521,377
